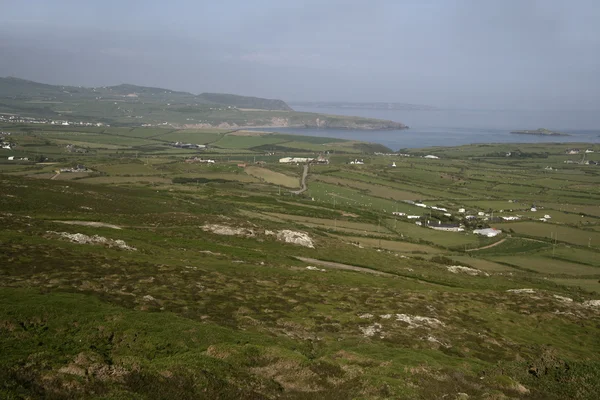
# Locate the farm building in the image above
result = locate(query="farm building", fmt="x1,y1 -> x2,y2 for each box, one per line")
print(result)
424,155 -> 439,159
427,221 -> 464,232
279,157 -> 314,164
473,228 -> 502,237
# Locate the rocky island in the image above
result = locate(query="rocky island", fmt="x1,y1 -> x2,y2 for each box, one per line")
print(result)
510,128 -> 570,136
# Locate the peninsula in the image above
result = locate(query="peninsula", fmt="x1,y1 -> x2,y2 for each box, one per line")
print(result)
510,128 -> 570,136
0,77 -> 407,130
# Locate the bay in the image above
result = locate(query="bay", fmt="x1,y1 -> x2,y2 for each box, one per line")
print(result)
255,106 -> 600,150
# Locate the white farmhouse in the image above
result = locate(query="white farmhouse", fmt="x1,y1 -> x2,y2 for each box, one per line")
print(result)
473,228 -> 502,237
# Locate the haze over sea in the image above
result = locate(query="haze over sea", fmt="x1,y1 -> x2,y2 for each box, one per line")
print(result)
270,106 -> 600,151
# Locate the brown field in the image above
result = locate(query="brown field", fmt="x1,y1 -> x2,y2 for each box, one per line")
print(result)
332,235 -> 444,254
244,166 -> 300,188
77,176 -> 172,185
488,256 -> 600,276
450,256 -> 518,272
264,212 -> 393,233
313,174 -> 424,201
550,278 -> 600,294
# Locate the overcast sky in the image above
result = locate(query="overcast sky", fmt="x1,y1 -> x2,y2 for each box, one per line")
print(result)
1,0 -> 599,110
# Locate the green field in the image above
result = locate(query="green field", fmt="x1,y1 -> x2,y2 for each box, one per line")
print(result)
495,221 -> 600,248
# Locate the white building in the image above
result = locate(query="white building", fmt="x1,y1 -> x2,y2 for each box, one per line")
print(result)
473,228 -> 502,237
407,215 -> 420,219
415,203 -> 427,208
7,156 -> 14,160
392,212 -> 406,216
424,155 -> 439,159
279,157 -> 314,164
458,208 -> 466,213
391,161 -> 397,167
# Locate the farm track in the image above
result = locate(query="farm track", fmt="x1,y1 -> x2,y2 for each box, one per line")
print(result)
290,164 -> 309,194
466,238 -> 507,252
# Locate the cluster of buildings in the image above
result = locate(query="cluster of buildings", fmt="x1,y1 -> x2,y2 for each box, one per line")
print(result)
0,114 -> 106,127
390,200 -> 558,237
184,157 -> 215,164
1,131 -> 13,150
65,144 -> 88,153
171,142 -> 207,150
565,148 -> 594,155
348,159 -> 364,165
59,164 -> 90,173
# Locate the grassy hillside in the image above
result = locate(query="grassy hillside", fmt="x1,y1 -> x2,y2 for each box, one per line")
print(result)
0,126 -> 599,399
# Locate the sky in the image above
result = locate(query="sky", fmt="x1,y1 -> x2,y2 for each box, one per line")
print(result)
1,0 -> 599,110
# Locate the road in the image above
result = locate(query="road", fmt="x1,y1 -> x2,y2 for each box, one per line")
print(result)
290,164 -> 309,195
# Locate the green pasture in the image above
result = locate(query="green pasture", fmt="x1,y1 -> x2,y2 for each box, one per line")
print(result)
495,221 -> 600,248
488,255 -> 600,276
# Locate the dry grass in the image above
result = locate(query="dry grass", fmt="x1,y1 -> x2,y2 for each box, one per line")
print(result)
314,174 -> 424,201
244,166 -> 300,188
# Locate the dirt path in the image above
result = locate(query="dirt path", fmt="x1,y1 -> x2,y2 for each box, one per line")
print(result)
294,256 -> 394,276
290,164 -> 309,195
50,171 -> 60,180
466,238 -> 507,252
52,220 -> 123,229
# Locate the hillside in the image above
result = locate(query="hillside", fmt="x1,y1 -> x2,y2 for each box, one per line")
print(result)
198,92 -> 293,111
0,77 -> 407,130
0,127 -> 599,399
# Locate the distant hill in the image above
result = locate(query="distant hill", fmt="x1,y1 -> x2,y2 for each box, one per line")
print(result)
0,77 -> 407,130
0,77 -> 292,111
198,93 -> 292,111
289,101 -> 438,111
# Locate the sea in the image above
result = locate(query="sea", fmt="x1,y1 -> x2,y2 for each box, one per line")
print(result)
259,107 -> 600,151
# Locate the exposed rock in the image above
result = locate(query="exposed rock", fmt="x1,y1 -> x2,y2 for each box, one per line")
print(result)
553,295 -> 573,303
202,224 -> 255,237
143,295 -> 156,302
47,231 -> 136,250
360,323 -> 383,338
395,314 -> 444,328
306,266 -> 326,272
507,289 -> 536,294
276,230 -> 314,248
582,300 -> 600,308
358,313 -> 374,319
447,265 -> 489,276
